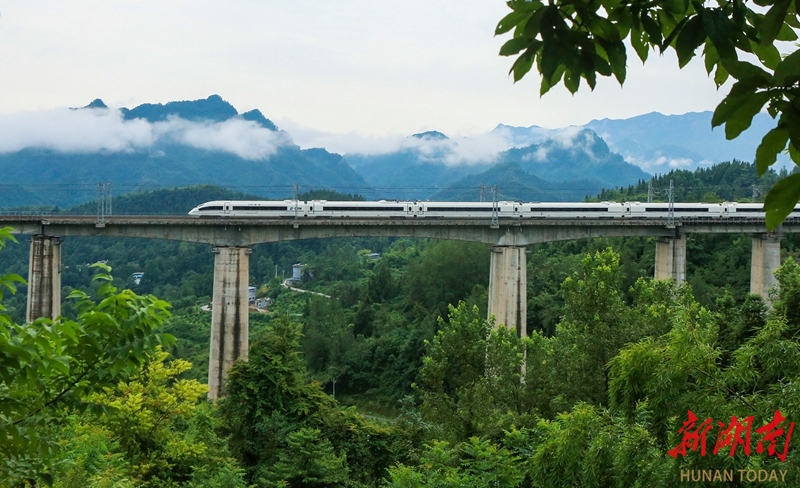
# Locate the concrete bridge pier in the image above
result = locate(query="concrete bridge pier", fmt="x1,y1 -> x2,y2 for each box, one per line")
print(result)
208,246 -> 251,400
750,234 -> 782,304
488,245 -> 527,338
654,235 -> 686,284
26,235 -> 62,322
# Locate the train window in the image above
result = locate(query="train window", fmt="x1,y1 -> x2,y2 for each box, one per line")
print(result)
429,207 -> 493,212
530,207 -> 608,212
200,206 -> 223,211
644,207 -> 710,212
323,206 -> 405,211
232,206 -> 284,211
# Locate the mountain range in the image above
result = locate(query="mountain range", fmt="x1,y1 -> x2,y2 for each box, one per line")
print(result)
494,111 -> 781,174
0,95 -> 774,209
348,128 -> 648,200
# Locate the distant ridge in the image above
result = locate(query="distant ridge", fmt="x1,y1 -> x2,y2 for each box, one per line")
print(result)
432,161 -> 603,202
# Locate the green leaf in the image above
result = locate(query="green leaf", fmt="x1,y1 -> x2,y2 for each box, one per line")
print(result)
786,13 -> 800,29
714,63 -> 729,87
776,19 -> 799,41
750,41 -> 782,70
540,41 -> 560,82
720,59 -> 773,84
500,37 -> 532,56
631,29 -> 649,62
540,64 -> 565,96
781,104 -> 800,141
702,9 -> 737,61
588,17 -> 620,41
51,356 -> 70,376
774,49 -> 800,84
789,142 -> 800,164
755,126 -> 789,175
760,0 -> 791,45
510,48 -> 536,82
662,0 -> 689,15
641,14 -> 662,47
712,85 -> 757,127
764,172 -> 800,229
604,41 -> 627,84
724,91 -> 771,139
507,0 -> 542,13
675,15 -> 705,67
662,16 -> 690,50
496,10 -> 532,35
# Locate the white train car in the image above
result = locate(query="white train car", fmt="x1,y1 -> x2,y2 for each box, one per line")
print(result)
521,202 -> 625,218
308,200 -> 410,218
419,201 -> 518,218
725,202 -> 800,218
724,202 -> 765,218
626,202 -> 725,219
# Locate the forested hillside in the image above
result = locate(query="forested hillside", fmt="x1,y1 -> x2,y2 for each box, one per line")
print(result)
594,160 -> 788,203
3,163 -> 800,486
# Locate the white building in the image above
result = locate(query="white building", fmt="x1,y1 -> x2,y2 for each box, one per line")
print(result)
131,272 -> 144,285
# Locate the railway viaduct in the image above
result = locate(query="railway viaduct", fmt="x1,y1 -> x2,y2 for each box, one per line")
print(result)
3,214 -> 798,399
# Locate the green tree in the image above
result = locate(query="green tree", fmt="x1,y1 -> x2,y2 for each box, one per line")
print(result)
53,349 -> 247,487
0,227 -> 175,485
416,302 -> 530,442
265,427 -> 349,487
386,438 -> 525,488
218,317 -> 411,487
496,0 -> 800,227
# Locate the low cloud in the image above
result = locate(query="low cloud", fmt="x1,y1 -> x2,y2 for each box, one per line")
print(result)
273,120 -> 405,155
398,131 -> 509,166
0,107 -> 291,159
154,117 -> 292,159
279,119 -> 513,166
623,154 -> 697,172
490,124 -> 554,148
522,127 -> 597,163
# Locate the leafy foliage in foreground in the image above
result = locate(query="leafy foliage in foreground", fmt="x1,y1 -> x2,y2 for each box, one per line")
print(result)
53,349 -> 247,487
0,227 -> 176,484
496,0 -> 800,227
0,227 -> 249,486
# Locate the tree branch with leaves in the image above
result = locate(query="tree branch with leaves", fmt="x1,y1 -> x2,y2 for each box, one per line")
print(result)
497,0 -> 800,228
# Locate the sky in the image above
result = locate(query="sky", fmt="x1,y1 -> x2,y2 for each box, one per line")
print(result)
0,0 -> 731,150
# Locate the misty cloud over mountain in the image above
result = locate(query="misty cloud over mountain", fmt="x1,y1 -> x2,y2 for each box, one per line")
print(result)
0,96 -> 292,160
0,95 -> 367,208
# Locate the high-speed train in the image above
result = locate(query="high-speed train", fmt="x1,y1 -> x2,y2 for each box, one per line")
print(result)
188,200 -> 800,220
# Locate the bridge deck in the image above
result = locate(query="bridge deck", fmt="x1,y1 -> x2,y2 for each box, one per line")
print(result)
1,215 -> 797,246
